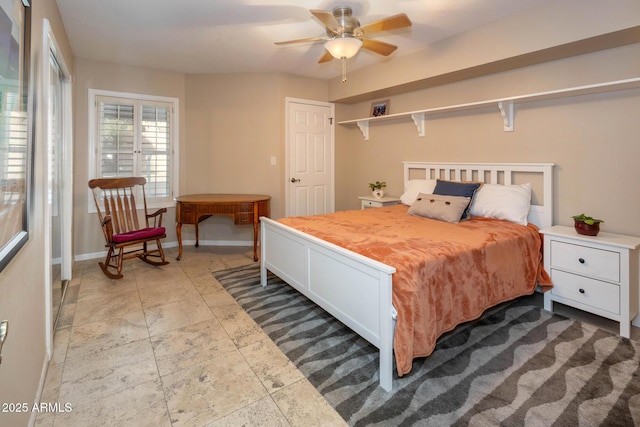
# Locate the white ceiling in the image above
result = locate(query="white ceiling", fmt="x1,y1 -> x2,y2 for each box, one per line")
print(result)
55,0 -> 555,80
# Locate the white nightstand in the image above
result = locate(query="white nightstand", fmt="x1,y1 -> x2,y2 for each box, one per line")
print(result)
540,225 -> 640,338
358,195 -> 401,209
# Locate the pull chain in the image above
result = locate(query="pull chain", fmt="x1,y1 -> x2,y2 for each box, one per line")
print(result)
341,57 -> 347,83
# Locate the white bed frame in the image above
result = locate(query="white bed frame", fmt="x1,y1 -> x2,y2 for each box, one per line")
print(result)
260,162 -> 554,391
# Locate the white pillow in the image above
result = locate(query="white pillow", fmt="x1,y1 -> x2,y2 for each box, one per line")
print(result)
469,183 -> 532,225
400,179 -> 437,205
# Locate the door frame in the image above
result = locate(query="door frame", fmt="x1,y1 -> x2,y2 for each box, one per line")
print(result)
284,97 -> 335,217
42,19 -> 73,357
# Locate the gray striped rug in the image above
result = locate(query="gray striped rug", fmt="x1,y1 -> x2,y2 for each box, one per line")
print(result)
213,264 -> 640,426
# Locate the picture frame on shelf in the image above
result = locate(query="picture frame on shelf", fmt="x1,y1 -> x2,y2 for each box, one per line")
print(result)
370,99 -> 389,117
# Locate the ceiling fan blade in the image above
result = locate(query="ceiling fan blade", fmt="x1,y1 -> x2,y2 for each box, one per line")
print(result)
360,13 -> 412,35
318,50 -> 334,63
310,9 -> 340,31
361,38 -> 398,56
274,36 -> 327,46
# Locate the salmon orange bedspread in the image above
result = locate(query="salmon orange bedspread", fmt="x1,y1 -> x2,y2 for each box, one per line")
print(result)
277,204 -> 548,376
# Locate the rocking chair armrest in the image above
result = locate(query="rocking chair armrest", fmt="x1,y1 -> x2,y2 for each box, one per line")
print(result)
100,215 -> 114,241
100,215 -> 112,227
147,207 -> 167,218
147,207 -> 167,227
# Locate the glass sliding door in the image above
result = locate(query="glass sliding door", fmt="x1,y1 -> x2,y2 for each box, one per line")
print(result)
44,21 -> 73,342
49,51 -> 65,331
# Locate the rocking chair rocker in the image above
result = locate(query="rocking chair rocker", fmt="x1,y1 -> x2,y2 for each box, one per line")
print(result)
89,177 -> 169,280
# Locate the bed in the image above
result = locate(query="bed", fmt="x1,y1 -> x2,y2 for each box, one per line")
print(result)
260,161 -> 554,391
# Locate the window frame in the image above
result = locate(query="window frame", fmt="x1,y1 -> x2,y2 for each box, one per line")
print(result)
87,89 -> 179,213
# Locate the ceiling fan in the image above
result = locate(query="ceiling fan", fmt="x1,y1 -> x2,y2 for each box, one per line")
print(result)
275,6 -> 412,81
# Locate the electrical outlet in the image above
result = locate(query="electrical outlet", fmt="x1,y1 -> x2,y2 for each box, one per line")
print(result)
270,156 -> 277,165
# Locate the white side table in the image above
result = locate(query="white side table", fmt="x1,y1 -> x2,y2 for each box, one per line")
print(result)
358,196 -> 401,209
540,225 -> 640,338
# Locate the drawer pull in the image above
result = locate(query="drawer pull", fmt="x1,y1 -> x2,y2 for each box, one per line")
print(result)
578,258 -> 585,264
579,288 -> 585,294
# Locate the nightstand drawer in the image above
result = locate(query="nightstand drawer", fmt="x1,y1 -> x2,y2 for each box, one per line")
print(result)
550,269 -> 620,314
550,240 -> 620,282
362,199 -> 381,208
358,196 -> 400,209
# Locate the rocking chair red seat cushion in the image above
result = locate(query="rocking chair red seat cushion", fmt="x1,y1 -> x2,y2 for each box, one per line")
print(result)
112,226 -> 166,244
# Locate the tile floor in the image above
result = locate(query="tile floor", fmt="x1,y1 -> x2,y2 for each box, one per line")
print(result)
35,245 -> 639,426
35,246 -> 346,427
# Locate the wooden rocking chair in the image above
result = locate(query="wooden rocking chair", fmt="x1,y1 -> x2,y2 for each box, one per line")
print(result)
89,177 -> 169,280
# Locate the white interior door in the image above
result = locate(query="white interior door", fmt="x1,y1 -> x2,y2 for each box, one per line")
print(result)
286,98 -> 335,217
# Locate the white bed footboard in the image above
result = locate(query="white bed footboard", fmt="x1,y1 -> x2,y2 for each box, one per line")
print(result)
260,217 -> 397,391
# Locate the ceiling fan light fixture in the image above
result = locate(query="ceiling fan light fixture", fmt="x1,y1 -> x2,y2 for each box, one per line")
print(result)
324,37 -> 362,59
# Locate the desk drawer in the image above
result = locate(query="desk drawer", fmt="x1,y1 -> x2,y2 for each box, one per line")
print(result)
234,212 -> 254,225
176,205 -> 197,223
550,269 -> 620,314
550,240 -> 619,282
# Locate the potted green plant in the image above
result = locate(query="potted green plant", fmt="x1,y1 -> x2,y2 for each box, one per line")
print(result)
369,181 -> 387,199
571,213 -> 604,236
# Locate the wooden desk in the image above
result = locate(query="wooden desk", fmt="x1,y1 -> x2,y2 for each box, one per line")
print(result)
175,194 -> 270,262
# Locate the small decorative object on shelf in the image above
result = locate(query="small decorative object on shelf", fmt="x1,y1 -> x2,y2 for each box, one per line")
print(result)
368,181 -> 387,199
370,99 -> 389,117
571,213 -> 604,236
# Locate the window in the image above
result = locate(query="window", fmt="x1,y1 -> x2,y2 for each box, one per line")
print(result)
88,90 -> 179,211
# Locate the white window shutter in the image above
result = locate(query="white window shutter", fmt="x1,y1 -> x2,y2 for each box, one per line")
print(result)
98,101 -> 135,178
90,90 -> 177,210
140,104 -> 170,199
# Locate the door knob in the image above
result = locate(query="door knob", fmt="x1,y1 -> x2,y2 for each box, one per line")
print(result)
290,178 -> 301,183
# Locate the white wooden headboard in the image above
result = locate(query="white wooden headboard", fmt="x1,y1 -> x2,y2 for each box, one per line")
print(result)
403,162 -> 554,229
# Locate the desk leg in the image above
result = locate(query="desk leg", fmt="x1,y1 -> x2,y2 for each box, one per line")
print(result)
252,202 -> 259,262
195,222 -> 200,248
253,222 -> 259,262
176,223 -> 183,260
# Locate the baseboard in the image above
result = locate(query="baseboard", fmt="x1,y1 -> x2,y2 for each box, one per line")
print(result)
29,354 -> 51,426
74,240 -> 253,262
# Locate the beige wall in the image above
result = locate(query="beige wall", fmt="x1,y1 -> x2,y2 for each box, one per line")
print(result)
337,43 -> 640,238
182,73 -> 327,244
0,1 -> 74,426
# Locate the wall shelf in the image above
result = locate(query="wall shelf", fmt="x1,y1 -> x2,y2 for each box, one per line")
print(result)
338,77 -> 640,140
